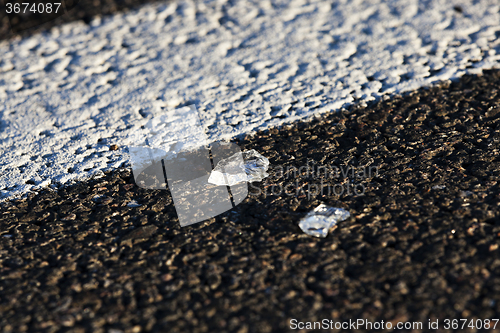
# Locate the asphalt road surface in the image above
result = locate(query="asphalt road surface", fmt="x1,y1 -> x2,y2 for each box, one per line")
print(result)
1,69 -> 500,332
1,1 -> 500,332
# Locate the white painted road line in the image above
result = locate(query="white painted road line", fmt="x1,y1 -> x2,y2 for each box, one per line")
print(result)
0,0 -> 499,200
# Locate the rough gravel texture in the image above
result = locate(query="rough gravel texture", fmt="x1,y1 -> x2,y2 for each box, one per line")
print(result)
1,70 -> 500,333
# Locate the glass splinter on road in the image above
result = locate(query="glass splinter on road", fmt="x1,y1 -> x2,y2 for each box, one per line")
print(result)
299,204 -> 350,238
208,149 -> 270,186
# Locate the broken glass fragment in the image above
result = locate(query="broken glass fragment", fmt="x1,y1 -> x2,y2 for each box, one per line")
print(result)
127,200 -> 142,208
299,204 -> 350,238
208,149 -> 269,186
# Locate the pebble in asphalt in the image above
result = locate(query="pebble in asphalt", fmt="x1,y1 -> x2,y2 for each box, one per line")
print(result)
1,70 -> 500,332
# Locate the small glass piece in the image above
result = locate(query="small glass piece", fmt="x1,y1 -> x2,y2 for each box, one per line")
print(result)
299,204 -> 350,238
208,149 -> 269,186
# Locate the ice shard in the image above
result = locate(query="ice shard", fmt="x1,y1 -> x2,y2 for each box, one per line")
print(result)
298,204 -> 350,238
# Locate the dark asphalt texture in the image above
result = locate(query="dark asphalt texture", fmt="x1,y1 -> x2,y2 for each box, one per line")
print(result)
1,70 -> 500,332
